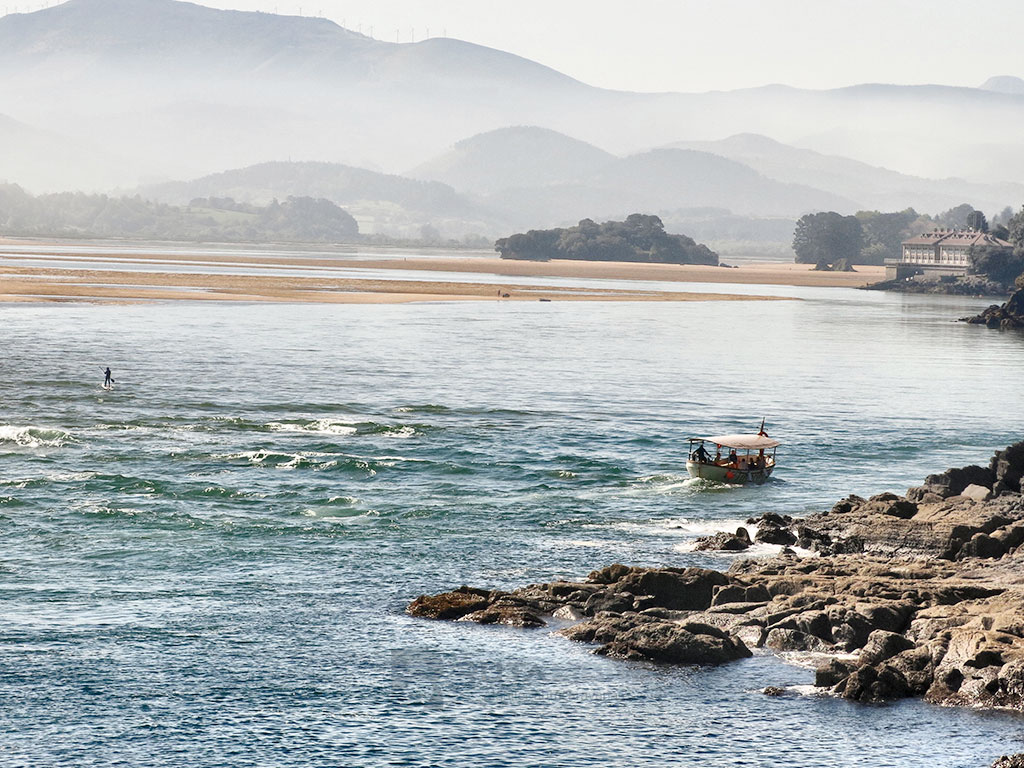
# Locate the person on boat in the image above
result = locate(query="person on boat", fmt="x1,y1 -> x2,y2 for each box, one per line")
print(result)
104,367 -> 113,387
727,449 -> 738,466
714,449 -> 722,464
694,443 -> 711,463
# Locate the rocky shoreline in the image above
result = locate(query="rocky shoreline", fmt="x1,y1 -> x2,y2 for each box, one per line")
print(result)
408,441 -> 1024,713
962,288 -> 1024,329
865,274 -> 1013,296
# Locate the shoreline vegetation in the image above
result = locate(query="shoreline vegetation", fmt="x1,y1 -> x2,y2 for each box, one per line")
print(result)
793,205 -> 1024,296
408,441 -> 1024,715
0,245 -> 882,304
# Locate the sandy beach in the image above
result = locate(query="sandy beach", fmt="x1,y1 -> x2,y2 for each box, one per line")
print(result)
0,244 -> 882,303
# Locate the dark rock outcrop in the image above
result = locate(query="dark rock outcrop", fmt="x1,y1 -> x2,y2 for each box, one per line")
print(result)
694,527 -> 751,551
565,613 -> 752,664
962,288 -> 1024,329
407,586 -> 500,620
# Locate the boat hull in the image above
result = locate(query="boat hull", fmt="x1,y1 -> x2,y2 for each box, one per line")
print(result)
686,460 -> 774,485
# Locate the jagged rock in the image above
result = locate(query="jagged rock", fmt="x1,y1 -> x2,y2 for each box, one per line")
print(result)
992,441 -> 1024,496
461,601 -> 546,628
407,586 -> 498,620
747,512 -> 793,527
815,658 -> 854,687
919,465 -> 996,499
855,601 -> 914,634
582,590 -> 635,616
858,630 -> 915,665
587,563 -> 635,584
992,755 -> 1024,768
764,628 -> 833,652
762,686 -> 786,696
839,662 -> 913,702
611,567 -> 729,611
711,583 -> 770,605
694,527 -> 751,551
747,513 -> 798,545
962,288 -> 1024,329
558,612 -> 643,644
956,532 -> 1006,560
830,494 -> 866,514
595,619 -> 752,665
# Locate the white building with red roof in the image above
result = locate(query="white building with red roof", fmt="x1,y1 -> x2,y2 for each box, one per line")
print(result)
886,228 -> 1012,280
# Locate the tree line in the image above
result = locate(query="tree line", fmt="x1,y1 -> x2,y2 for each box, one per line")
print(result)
0,185 -> 360,242
792,203 -> 1024,287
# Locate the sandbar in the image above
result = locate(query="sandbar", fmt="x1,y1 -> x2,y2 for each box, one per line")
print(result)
0,264 -> 789,305
0,242 -> 877,303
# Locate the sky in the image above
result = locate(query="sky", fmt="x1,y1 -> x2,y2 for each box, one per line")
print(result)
186,0 -> 1024,93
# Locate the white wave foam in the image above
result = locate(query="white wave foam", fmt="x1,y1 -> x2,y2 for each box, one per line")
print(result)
0,425 -> 73,448
268,419 -> 358,436
674,539 -> 819,557
606,516 -> 750,539
267,419 -> 418,439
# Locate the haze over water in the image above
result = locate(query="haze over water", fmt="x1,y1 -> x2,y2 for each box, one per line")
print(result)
2,264 -> 1023,766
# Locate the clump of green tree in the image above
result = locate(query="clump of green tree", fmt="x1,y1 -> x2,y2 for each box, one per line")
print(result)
976,204 -> 1024,288
793,203 -> 1013,267
792,212 -> 865,266
495,214 -> 718,265
0,185 -> 359,242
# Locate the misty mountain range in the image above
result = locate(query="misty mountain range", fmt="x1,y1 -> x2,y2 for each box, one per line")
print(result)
2,0 -> 1024,246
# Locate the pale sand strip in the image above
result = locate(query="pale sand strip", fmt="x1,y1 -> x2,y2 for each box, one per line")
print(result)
0,265 -> 792,304
0,246 -> 885,288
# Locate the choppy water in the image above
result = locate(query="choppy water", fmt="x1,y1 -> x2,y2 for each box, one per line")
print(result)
2,278 -> 1024,767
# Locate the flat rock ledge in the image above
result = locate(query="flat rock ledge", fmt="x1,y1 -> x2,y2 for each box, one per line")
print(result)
407,441 -> 1024,710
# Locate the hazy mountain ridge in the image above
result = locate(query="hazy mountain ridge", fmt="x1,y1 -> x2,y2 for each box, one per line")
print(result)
410,130 -> 850,224
981,76 -> 1024,95
408,127 -> 617,195
668,134 -> 1024,214
1,0 -> 1023,240
138,161 -> 506,238
0,0 -> 581,90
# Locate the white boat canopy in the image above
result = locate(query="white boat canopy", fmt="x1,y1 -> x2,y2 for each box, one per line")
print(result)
689,434 -> 781,450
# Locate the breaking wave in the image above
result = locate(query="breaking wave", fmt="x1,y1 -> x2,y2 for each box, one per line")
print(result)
0,425 -> 74,448
267,418 -> 422,438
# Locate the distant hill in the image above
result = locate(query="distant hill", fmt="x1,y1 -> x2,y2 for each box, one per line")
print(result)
3,0 -> 1024,196
408,126 -> 616,195
138,161 -> 504,238
0,182 -> 360,242
667,133 -> 1024,215
980,76 -> 1024,95
0,0 -> 581,91
474,147 -> 855,227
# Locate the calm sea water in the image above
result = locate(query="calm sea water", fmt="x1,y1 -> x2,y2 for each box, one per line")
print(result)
1,269 -> 1023,767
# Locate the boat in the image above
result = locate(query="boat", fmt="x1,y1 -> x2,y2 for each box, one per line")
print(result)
685,427 -> 780,485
